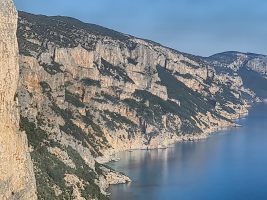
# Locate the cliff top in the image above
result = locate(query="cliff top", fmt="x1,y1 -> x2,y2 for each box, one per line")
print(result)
0,0 -> 17,17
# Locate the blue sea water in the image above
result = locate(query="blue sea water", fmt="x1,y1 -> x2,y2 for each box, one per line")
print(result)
108,104 -> 267,200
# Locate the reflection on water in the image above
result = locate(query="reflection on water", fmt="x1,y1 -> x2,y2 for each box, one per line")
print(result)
108,104 -> 267,200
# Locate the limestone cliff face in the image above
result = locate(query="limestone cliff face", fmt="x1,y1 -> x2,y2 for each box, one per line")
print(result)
207,51 -> 267,99
16,11 -> 267,199
0,1 -> 37,199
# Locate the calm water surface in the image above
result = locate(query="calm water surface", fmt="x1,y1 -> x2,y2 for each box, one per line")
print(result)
108,104 -> 267,200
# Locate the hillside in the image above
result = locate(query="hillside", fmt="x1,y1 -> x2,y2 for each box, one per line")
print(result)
17,11 -> 267,199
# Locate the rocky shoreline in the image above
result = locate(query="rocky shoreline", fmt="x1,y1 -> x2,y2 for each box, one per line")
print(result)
97,103 -> 251,194
98,104 -> 250,162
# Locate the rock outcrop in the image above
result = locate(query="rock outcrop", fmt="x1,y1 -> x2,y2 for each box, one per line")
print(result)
207,51 -> 267,99
16,11 -> 267,200
0,1 -> 37,199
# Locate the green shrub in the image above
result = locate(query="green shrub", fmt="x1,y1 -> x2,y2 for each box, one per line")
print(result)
65,90 -> 85,108
81,78 -> 101,87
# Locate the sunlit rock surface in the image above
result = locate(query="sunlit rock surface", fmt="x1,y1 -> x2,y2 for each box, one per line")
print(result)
0,1 -> 37,199
16,11 -> 267,199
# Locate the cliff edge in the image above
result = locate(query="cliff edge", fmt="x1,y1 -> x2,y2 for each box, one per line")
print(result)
0,0 -> 37,199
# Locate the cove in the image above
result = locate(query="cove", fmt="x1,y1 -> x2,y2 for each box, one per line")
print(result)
108,103 -> 267,200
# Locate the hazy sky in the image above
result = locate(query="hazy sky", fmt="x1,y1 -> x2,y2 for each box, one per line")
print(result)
14,0 -> 267,56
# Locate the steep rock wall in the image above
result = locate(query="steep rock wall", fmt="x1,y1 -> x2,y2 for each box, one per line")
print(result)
0,1 -> 37,199
16,11 -> 267,199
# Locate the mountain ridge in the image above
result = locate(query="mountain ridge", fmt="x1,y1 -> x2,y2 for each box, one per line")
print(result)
18,11 -> 267,60
17,10 -> 267,200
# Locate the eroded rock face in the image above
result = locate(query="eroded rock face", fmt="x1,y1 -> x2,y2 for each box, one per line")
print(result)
0,1 -> 37,199
16,11 -> 267,200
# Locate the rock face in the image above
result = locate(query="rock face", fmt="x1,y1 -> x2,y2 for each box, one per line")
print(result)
0,1 -> 37,199
207,51 -> 267,99
16,11 -> 267,200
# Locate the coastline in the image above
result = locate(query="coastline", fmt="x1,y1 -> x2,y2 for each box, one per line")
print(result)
106,103 -> 267,200
97,103 -> 253,192
98,104 -> 251,163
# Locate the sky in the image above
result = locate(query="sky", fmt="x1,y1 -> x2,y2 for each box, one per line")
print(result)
14,0 -> 267,57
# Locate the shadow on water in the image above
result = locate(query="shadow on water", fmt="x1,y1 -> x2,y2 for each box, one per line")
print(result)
108,104 -> 267,200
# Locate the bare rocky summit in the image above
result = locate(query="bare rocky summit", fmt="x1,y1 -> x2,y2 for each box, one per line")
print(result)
0,1 -> 36,199
14,11 -> 267,200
